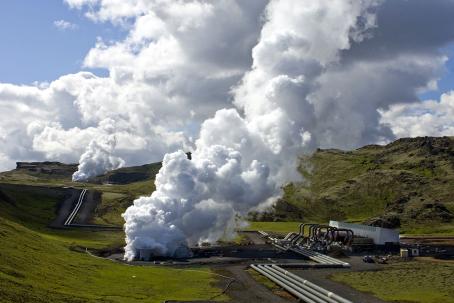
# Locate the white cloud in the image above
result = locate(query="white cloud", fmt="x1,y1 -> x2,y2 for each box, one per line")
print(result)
380,91 -> 454,138
53,19 -> 78,31
0,0 -> 454,176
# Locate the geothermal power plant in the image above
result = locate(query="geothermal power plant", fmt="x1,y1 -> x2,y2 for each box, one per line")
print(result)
54,165 -> 439,303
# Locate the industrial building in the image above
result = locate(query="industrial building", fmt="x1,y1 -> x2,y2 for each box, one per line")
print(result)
329,220 -> 400,245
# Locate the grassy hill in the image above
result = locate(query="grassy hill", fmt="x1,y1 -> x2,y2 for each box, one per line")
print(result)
0,166 -> 225,302
0,161 -> 161,226
273,136 -> 454,234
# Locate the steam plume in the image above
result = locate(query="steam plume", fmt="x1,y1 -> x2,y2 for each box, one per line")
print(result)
122,0 -> 379,260
72,134 -> 125,182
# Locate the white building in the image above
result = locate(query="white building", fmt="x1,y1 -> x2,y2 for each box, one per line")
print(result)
329,220 -> 399,245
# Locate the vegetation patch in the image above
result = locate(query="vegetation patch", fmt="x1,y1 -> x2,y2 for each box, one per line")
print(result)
0,175 -> 225,303
330,260 -> 454,303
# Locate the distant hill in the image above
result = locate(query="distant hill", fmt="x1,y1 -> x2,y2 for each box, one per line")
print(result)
0,161 -> 161,227
1,138 -> 453,235
270,136 -> 454,234
0,161 -> 161,185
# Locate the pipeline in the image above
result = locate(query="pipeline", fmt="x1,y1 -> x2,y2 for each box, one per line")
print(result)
251,264 -> 353,303
64,189 -> 87,226
270,265 -> 353,303
251,264 -> 319,303
289,247 -> 350,267
265,265 -> 340,303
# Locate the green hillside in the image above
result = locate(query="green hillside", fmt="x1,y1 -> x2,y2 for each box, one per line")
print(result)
274,136 -> 454,234
0,161 -> 160,226
0,171 -> 224,302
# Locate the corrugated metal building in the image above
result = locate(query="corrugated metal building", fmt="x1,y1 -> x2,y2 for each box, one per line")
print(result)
329,220 -> 399,245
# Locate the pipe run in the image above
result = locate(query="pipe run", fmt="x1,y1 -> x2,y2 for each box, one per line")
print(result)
251,264 -> 353,303
64,189 -> 87,226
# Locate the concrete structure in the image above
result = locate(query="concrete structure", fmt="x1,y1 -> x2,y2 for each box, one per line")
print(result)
329,221 -> 399,245
400,248 -> 409,258
410,247 -> 420,256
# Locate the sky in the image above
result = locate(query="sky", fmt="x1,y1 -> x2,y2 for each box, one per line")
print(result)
2,1 -> 454,97
0,1 -> 123,84
1,0 -> 454,174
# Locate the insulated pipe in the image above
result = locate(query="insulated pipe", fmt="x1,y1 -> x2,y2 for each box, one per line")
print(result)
289,247 -> 349,266
335,229 -> 354,246
300,223 -> 319,246
64,189 -> 87,226
289,248 -> 335,265
298,249 -> 347,266
271,265 -> 353,303
308,224 -> 320,240
288,233 -> 300,242
264,265 -> 340,303
272,243 -> 288,251
300,223 -> 317,236
254,265 -> 328,303
284,232 -> 298,241
250,265 -> 318,303
291,234 -> 304,245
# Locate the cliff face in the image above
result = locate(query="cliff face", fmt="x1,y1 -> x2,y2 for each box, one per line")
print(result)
14,162 -> 78,177
276,136 -> 454,234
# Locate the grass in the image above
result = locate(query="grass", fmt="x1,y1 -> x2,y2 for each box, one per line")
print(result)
330,259 -> 454,303
400,223 -> 454,236
0,217 -> 225,303
0,181 -> 226,303
278,137 -> 454,234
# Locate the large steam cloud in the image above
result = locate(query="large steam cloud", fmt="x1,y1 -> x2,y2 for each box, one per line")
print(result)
122,0 -> 382,259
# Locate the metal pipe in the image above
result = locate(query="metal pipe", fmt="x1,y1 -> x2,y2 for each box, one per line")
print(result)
64,189 -> 87,226
254,265 -> 327,303
271,265 -> 354,303
264,265 -> 340,303
300,223 -> 317,236
290,247 -> 349,266
250,265 -> 318,303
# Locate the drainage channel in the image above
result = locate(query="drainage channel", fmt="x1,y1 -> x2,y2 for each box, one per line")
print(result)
251,264 -> 353,303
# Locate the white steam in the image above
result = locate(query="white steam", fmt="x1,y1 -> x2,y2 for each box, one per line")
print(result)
72,133 -> 125,182
122,0 -> 380,260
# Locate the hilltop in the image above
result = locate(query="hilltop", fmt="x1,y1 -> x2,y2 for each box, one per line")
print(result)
272,136 -> 454,234
1,137 -> 453,235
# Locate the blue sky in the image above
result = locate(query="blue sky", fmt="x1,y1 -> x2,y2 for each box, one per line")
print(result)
0,0 -> 126,84
0,0 -> 453,100
420,45 -> 454,100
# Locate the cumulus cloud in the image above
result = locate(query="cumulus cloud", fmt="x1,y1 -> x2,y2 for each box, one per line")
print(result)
53,19 -> 78,31
0,0 -> 267,171
380,92 -> 454,138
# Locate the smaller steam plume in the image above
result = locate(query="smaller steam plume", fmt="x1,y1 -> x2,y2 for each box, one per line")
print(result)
72,134 -> 125,182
